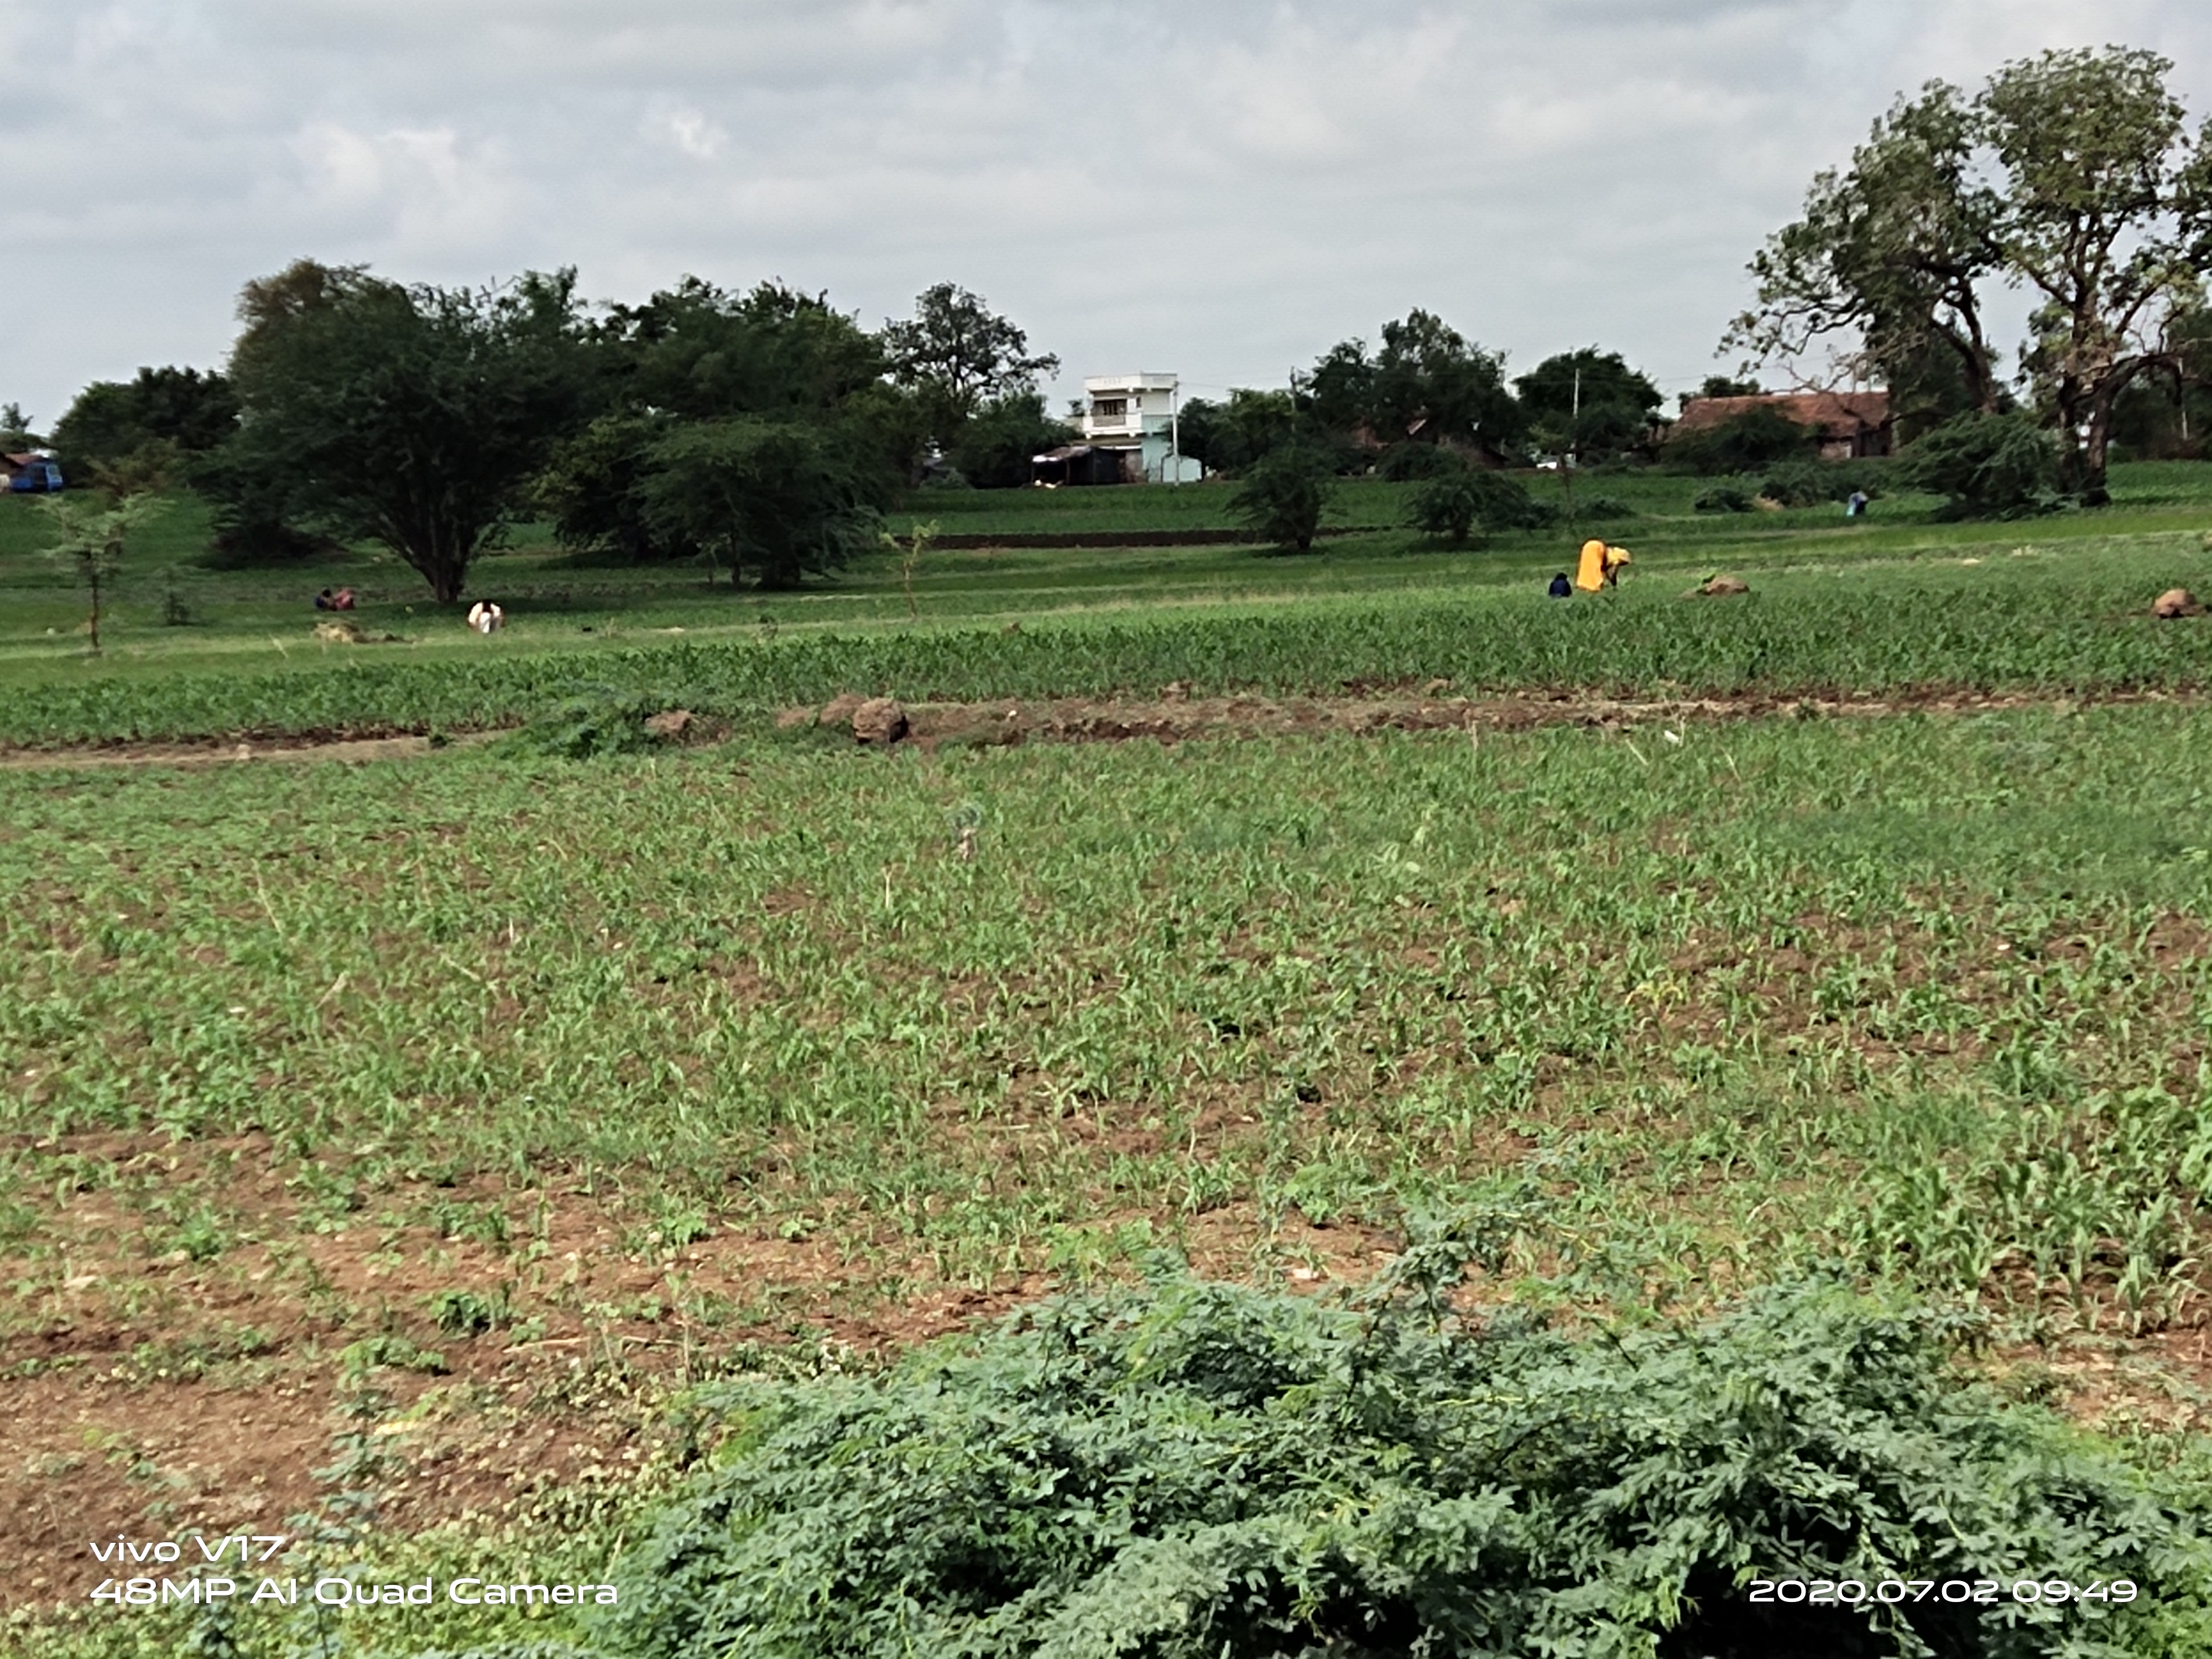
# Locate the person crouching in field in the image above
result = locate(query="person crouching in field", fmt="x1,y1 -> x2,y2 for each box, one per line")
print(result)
1574,539 -> 1631,592
467,601 -> 504,634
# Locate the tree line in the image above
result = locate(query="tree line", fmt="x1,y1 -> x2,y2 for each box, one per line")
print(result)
13,262 -> 1702,600
14,270 -> 1075,603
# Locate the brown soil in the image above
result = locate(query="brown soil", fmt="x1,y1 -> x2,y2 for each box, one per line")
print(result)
0,733 -> 497,771
3,687 -> 2194,772
879,686 -> 2188,750
0,1140 -> 1072,1613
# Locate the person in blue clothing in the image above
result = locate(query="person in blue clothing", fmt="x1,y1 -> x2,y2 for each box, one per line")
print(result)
1548,572 -> 1573,598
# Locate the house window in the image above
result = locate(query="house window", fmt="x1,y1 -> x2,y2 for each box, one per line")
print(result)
1091,399 -> 1127,420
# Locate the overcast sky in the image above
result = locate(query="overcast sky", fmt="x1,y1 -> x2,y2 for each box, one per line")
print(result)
6,1 -> 2211,426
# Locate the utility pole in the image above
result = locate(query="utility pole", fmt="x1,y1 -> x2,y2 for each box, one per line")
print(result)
1564,364 -> 1580,542
1168,376 -> 1181,486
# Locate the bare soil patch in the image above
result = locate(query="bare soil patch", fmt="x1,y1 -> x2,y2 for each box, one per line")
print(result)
0,733 -> 497,771
6,687 -> 2194,773
869,686 -> 2193,749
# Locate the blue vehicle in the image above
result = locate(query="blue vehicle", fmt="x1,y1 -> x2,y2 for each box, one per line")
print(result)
6,457 -> 63,493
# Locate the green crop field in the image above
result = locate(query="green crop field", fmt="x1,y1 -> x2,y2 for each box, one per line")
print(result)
7,471 -> 2212,1656
5,462 -> 2212,747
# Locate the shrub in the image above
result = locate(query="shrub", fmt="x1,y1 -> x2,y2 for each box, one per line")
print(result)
1694,483 -> 1755,513
602,1261 -> 2203,1659
1900,413 -> 2063,518
1230,445 -> 1337,550
1667,405 -> 1815,473
1757,458 -> 1881,509
947,392 -> 1076,489
1575,494 -> 1636,521
494,686 -> 669,760
1407,466 -> 1543,544
1376,440 -> 1462,481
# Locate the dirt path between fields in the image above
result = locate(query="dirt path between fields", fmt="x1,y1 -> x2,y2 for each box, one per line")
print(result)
846,685 -> 2197,749
0,685 -> 2199,772
0,732 -> 498,770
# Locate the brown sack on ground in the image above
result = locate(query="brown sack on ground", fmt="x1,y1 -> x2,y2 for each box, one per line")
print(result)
1691,576 -> 1751,598
853,697 -> 910,745
819,692 -> 866,727
2153,587 -> 2203,618
643,709 -> 694,739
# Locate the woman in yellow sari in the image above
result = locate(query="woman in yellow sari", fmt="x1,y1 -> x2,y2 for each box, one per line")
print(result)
1574,539 -> 1631,591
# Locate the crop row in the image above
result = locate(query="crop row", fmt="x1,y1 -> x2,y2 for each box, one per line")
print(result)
7,567 -> 2211,744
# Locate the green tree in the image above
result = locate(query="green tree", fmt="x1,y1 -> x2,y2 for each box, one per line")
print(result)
1307,311 -> 1519,450
2106,305 -> 2212,455
1515,348 -> 1663,461
946,390 -> 1077,488
534,411 -> 691,565
537,279 -> 917,559
41,492 -> 165,651
638,418 -> 885,589
1732,48 -> 2212,502
51,367 -> 237,486
1407,462 -> 1542,545
1682,374 -> 1762,407
201,259 -> 372,564
211,266 -> 596,601
1727,82 -> 2002,428
1897,410 -> 2059,517
1176,388 -> 1299,474
613,278 -> 886,420
882,283 -> 1059,448
1230,445 -> 1336,551
0,402 -> 41,447
1667,406 -> 1815,474
1987,48 -> 2212,502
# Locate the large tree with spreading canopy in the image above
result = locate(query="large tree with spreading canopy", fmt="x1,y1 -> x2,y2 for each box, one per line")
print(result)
1729,46 -> 2212,500
210,262 -> 597,600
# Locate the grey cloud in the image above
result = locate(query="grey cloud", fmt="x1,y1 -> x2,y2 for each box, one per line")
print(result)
7,1 -> 2212,421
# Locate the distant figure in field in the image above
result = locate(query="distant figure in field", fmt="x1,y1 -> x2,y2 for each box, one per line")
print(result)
1845,490 -> 1870,518
332,587 -> 356,611
314,588 -> 336,611
1548,572 -> 1573,598
1575,539 -> 1631,592
467,601 -> 505,635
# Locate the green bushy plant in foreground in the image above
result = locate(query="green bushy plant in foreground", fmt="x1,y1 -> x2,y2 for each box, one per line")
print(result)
602,1258 -> 2204,1659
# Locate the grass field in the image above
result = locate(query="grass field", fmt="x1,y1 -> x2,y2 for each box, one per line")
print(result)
6,468 -> 2212,1655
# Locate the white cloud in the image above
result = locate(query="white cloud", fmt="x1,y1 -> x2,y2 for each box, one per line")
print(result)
643,102 -> 728,161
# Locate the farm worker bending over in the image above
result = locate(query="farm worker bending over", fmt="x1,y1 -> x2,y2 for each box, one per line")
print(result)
467,601 -> 504,635
1574,539 -> 1632,592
